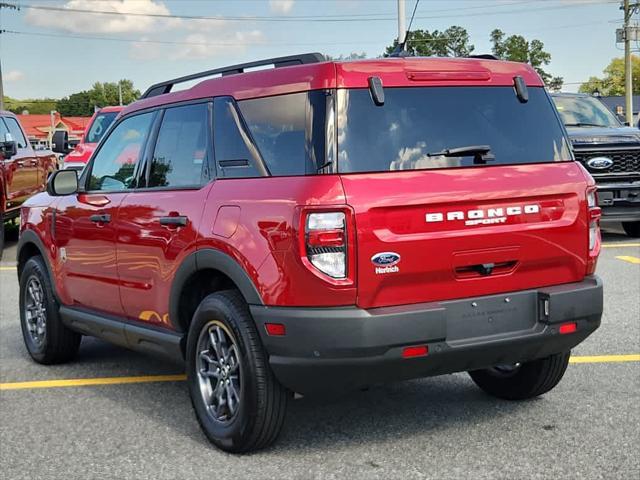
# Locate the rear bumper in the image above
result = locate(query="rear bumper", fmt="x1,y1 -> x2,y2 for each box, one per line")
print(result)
251,276 -> 603,395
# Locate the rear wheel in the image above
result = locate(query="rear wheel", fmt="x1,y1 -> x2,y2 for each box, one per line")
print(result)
468,351 -> 570,400
19,256 -> 81,364
622,221 -> 640,238
186,290 -> 289,453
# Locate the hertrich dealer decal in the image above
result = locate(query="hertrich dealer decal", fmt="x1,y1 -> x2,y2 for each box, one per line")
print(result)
371,252 -> 401,275
426,204 -> 540,226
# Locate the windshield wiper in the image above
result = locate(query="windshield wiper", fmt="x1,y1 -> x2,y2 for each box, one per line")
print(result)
427,145 -> 495,164
564,122 -> 608,128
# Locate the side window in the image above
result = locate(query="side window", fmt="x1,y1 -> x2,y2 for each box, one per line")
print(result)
213,97 -> 266,179
88,112 -> 154,192
0,119 -> 9,140
3,117 -> 28,148
238,93 -> 309,176
148,103 -> 208,188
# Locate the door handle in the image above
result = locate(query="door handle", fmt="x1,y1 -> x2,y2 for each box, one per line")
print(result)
89,214 -> 111,224
159,215 -> 188,227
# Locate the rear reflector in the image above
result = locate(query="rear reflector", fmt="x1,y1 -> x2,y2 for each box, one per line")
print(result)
559,322 -> 577,335
402,345 -> 429,358
265,323 -> 286,336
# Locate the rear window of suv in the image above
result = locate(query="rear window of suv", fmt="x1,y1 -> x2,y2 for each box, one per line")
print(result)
336,86 -> 571,173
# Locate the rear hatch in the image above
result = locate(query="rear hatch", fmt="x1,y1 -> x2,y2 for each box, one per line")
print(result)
336,85 -> 590,309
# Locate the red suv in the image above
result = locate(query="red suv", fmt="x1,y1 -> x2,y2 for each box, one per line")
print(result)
17,53 -> 603,453
60,106 -> 123,171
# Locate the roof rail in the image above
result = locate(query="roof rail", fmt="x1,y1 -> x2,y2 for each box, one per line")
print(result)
141,52 -> 327,99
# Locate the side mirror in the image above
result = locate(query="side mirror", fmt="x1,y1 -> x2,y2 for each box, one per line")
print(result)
47,169 -> 79,196
52,130 -> 71,154
0,132 -> 17,159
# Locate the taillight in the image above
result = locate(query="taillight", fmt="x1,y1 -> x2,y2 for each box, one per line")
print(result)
586,187 -> 601,274
305,212 -> 347,279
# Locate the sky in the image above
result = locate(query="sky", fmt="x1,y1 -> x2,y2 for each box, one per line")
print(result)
0,0 -> 630,100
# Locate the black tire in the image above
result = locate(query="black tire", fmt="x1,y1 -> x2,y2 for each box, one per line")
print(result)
186,290 -> 289,453
622,221 -> 640,238
19,256 -> 81,364
468,351 -> 571,400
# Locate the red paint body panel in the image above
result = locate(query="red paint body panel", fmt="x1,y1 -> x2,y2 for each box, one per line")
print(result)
116,188 -> 210,326
340,162 -> 591,309
199,175 -> 355,306
54,192 -> 128,315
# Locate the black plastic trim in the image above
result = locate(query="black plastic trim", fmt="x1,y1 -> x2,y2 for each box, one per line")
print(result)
141,52 -> 326,99
16,229 -> 61,301
59,306 -> 183,362
195,249 -> 263,305
251,276 -> 603,395
167,248 -> 263,333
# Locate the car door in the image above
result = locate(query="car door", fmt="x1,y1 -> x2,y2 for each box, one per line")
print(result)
55,111 -> 155,316
1,116 -> 37,209
116,102 -> 211,328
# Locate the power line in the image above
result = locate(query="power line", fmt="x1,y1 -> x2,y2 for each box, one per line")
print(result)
1,1 -> 619,23
0,18 -> 619,48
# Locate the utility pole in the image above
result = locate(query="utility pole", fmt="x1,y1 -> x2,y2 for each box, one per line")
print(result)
397,0 -> 406,46
0,55 -> 4,111
0,3 -> 20,111
622,0 -> 640,125
118,81 -> 123,106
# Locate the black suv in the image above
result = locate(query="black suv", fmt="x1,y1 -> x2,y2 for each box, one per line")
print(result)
552,92 -> 640,237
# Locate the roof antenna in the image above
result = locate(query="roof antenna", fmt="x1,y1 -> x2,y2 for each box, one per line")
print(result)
389,0 -> 420,57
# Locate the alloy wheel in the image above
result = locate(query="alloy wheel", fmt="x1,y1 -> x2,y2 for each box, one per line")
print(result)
195,320 -> 242,423
24,276 -> 47,347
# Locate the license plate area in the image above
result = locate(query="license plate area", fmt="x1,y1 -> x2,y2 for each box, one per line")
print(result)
444,291 -> 537,342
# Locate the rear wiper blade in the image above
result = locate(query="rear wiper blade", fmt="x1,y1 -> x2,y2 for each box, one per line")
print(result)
564,122 -> 607,127
427,145 -> 495,164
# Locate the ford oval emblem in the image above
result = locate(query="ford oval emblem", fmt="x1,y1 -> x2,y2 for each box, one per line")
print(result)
586,156 -> 614,170
371,252 -> 401,266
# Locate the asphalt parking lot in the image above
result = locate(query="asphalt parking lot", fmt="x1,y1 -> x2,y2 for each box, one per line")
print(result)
0,225 -> 638,480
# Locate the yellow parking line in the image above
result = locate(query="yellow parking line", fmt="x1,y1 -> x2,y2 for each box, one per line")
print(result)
570,354 -> 640,364
0,266 -> 16,271
1,355 -> 639,391
615,256 -> 640,264
602,243 -> 640,248
0,374 -> 186,391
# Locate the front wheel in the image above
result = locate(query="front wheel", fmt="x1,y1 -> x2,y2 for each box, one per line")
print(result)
19,256 -> 81,364
622,221 -> 640,238
186,290 -> 289,453
468,351 -> 570,400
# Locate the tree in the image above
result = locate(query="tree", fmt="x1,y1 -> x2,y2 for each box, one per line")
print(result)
490,29 -> 563,90
579,56 -> 640,95
3,96 -> 57,114
56,79 -> 141,116
56,91 -> 92,116
384,26 -> 474,57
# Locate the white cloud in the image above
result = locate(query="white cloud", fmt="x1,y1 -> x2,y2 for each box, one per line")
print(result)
5,70 -> 25,82
169,29 -> 265,60
128,18 -> 265,61
269,0 -> 295,14
25,0 -> 179,34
